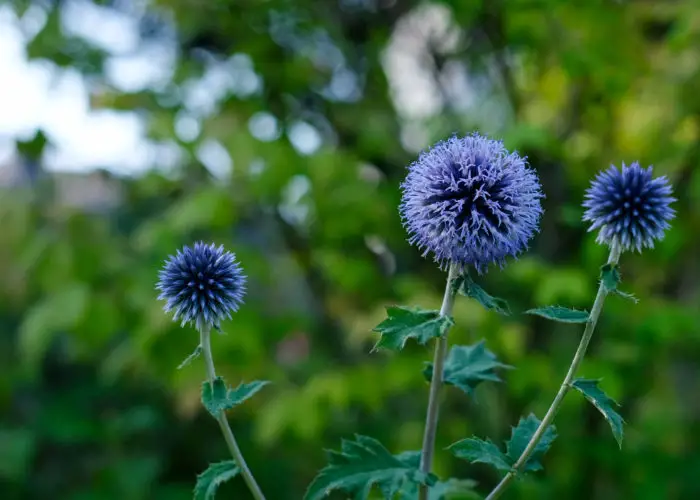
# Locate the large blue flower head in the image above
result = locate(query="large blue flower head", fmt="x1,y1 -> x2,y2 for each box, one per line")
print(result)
582,162 -> 676,252
156,242 -> 247,331
400,133 -> 544,272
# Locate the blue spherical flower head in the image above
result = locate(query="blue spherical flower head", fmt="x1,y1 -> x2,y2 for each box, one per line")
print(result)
400,133 -> 544,272
582,162 -> 676,252
156,242 -> 246,331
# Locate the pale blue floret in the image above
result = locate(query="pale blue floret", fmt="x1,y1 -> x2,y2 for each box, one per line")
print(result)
156,242 -> 247,331
582,162 -> 676,252
400,133 -> 544,273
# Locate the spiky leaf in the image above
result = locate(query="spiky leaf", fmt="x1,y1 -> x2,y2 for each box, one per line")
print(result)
448,438 -> 512,472
423,341 -> 512,396
304,435 -> 436,500
525,306 -> 589,324
453,274 -> 510,316
600,264 -> 638,303
400,478 -> 480,500
194,460 -> 240,500
571,378 -> 625,448
505,414 -> 558,472
201,377 -> 269,417
177,344 -> 202,370
372,306 -> 454,351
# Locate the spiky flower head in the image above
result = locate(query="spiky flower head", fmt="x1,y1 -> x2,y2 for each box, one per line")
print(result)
582,162 -> 676,252
400,133 -> 544,272
156,242 -> 246,331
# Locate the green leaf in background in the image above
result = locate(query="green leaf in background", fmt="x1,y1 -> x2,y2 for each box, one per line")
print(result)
423,341 -> 512,397
448,437 -> 512,472
0,428 -> 36,481
372,306 -> 454,351
303,435 -> 436,500
600,264 -> 638,303
571,378 -> 625,448
401,478 -> 480,500
453,273 -> 510,316
525,306 -> 589,324
505,414 -> 558,472
177,344 -> 202,370
201,378 -> 269,417
18,283 -> 90,374
194,460 -> 240,500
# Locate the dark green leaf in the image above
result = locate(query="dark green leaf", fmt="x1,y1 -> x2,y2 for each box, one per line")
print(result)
177,345 -> 202,370
453,274 -> 510,316
600,264 -> 638,303
448,438 -> 512,472
400,478 -> 480,500
372,306 -> 454,351
505,414 -> 557,472
304,435 -> 436,500
423,341 -> 512,397
571,378 -> 625,448
201,378 -> 269,417
194,460 -> 240,500
525,306 -> 589,323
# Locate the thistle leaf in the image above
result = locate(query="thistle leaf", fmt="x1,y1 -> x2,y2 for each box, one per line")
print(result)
304,435 -> 436,500
571,378 -> 625,447
453,274 -> 510,316
600,264 -> 638,303
423,341 -> 512,397
201,377 -> 269,417
372,306 -> 454,351
505,414 -> 558,472
177,344 -> 202,370
400,478 -> 480,500
194,460 -> 240,500
525,306 -> 589,324
448,438 -> 512,472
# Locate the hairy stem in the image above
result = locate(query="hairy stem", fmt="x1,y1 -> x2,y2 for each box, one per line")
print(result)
200,327 -> 266,500
419,264 -> 459,500
485,241 -> 622,500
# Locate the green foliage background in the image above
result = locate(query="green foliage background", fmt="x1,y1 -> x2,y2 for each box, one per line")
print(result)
1,0 -> 699,499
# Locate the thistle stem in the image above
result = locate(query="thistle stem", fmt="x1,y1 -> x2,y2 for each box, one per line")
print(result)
419,264 -> 459,500
485,241 -> 622,500
200,327 -> 266,500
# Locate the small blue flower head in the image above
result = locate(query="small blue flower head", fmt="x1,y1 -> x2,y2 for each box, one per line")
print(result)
582,162 -> 676,252
156,242 -> 246,331
400,133 -> 544,272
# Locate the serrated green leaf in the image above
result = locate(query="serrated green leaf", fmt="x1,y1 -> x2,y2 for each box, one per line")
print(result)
505,414 -> 557,472
571,378 -> 625,448
372,306 -> 454,351
525,306 -> 589,323
304,435 -> 436,500
201,378 -> 269,417
448,438 -> 512,472
453,274 -> 510,316
194,460 -> 240,500
400,478 -> 480,500
177,345 -> 202,370
423,341 -> 512,397
600,264 -> 638,303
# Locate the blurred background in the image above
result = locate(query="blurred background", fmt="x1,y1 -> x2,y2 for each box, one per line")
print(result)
1,0 -> 699,499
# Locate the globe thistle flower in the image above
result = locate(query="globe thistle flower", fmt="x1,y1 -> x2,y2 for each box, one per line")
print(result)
582,162 -> 676,252
156,242 -> 246,331
400,133 -> 544,272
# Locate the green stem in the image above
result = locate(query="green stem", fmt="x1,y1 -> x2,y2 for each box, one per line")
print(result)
485,241 -> 622,500
200,327 -> 266,500
418,264 -> 459,500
